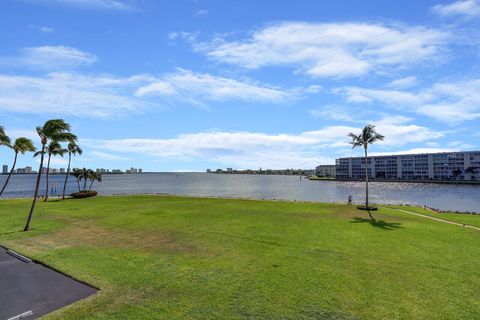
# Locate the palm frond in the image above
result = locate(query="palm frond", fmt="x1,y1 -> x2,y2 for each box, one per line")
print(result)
33,150 -> 45,158
348,124 -> 385,149
68,142 -> 83,155
0,126 -> 11,147
13,137 -> 36,154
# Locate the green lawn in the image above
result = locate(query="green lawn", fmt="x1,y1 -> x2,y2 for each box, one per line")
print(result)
387,205 -> 480,228
0,195 -> 479,319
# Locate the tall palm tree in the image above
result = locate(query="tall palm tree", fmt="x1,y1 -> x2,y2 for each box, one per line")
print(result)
348,124 -> 385,211
35,141 -> 68,202
24,119 -> 77,231
0,138 -> 36,197
62,142 -> 82,199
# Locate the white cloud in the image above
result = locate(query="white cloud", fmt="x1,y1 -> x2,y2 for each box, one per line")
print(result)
387,76 -> 418,89
0,72 -> 152,118
135,69 -> 290,104
432,0 -> 480,18
304,85 -> 322,94
0,68 -> 294,118
310,105 -> 356,122
193,22 -> 450,78
136,82 -> 178,96
336,78 -> 480,123
88,151 -> 130,161
39,26 -> 54,33
85,122 -> 443,168
2,46 -> 97,70
27,0 -> 137,10
29,25 -> 54,33
3,129 -> 38,141
195,9 -> 209,16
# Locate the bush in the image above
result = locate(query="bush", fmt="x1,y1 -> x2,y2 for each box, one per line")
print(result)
71,191 -> 98,199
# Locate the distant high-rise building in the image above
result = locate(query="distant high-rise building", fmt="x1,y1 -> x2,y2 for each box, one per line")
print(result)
25,166 -> 32,174
206,169 -> 211,173
138,169 -> 142,173
59,168 -> 66,173
2,165 -> 8,174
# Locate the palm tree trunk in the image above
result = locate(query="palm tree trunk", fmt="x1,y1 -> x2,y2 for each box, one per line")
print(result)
83,177 -> 87,191
0,152 -> 18,197
62,153 -> 71,199
364,147 -> 369,209
44,154 -> 51,202
25,143 -> 45,231
89,179 -> 94,191
76,177 -> 81,192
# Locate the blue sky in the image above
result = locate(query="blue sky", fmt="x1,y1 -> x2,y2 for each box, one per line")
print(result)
1,0 -> 480,171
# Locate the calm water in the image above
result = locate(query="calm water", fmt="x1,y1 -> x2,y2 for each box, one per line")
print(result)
0,173 -> 479,212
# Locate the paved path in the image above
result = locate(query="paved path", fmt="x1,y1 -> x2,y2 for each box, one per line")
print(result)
0,246 -> 97,319
390,208 -> 480,231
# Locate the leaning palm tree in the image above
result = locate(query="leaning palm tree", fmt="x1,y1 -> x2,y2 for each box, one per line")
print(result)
62,142 -> 82,199
24,119 -> 77,232
348,124 -> 385,211
71,168 -> 82,192
0,138 -> 36,197
35,141 -> 68,202
88,172 -> 102,191
80,168 -> 94,191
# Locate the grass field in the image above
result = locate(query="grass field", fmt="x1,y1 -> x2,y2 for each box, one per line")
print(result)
387,205 -> 480,228
0,195 -> 479,319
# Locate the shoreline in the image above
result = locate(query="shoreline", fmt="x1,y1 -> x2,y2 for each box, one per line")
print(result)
2,192 -> 479,215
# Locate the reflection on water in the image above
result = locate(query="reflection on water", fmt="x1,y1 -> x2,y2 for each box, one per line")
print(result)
0,173 -> 479,212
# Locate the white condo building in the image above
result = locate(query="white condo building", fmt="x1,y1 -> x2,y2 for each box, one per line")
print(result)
336,151 -> 480,181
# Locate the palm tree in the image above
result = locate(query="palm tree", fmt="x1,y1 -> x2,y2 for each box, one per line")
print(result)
452,168 -> 463,181
348,124 -> 385,211
35,141 -> 68,202
71,168 -> 82,192
465,166 -> 477,181
0,138 -> 36,197
24,119 -> 77,231
62,142 -> 82,199
88,172 -> 102,191
80,168 -> 94,191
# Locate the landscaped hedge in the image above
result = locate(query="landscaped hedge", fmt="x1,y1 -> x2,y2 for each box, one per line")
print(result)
71,191 -> 98,199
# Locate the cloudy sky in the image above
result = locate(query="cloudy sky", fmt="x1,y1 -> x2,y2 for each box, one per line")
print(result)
1,0 -> 480,171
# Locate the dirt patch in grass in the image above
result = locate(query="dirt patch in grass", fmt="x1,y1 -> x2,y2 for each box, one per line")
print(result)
11,219 -> 208,256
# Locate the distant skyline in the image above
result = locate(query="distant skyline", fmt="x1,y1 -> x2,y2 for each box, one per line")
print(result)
1,0 -> 480,171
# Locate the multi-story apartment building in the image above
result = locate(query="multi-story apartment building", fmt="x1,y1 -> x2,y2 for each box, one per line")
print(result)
315,165 -> 336,177
336,151 -> 480,181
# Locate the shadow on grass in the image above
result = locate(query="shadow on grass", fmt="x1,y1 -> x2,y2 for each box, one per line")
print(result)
0,230 -> 19,236
351,216 -> 403,230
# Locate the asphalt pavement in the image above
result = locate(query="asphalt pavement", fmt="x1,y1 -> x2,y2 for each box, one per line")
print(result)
0,247 -> 97,319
